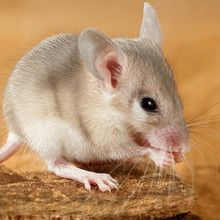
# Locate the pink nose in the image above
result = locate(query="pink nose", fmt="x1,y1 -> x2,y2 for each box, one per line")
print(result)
165,133 -> 181,148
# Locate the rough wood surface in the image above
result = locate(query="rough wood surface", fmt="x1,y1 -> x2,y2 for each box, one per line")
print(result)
0,162 -> 196,219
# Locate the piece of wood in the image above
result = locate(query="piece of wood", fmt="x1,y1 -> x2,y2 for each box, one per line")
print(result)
0,162 -> 196,219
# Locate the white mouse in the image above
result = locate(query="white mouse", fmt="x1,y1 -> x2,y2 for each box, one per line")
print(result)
0,3 -> 189,192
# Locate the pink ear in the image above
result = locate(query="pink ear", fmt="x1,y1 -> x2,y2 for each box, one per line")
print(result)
106,59 -> 122,88
96,51 -> 123,91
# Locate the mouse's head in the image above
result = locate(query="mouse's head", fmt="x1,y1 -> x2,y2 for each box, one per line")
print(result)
78,3 -> 189,166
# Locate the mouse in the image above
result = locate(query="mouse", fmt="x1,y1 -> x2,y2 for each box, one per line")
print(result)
0,3 -> 189,192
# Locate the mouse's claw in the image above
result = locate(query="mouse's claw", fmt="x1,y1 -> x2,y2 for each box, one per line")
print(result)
83,178 -> 91,191
85,173 -> 119,192
96,179 -> 112,192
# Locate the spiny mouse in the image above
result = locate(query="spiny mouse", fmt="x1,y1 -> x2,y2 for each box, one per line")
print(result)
0,3 -> 189,192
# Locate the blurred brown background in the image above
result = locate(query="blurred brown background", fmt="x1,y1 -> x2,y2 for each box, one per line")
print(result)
0,0 -> 220,219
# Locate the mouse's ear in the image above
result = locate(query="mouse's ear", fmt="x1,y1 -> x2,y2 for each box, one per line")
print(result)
78,28 -> 125,92
139,2 -> 162,45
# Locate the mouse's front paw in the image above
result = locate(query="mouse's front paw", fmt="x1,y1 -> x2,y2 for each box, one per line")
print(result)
82,172 -> 119,192
48,161 -> 119,192
147,148 -> 175,168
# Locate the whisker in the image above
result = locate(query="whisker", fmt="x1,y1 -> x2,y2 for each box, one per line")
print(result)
136,159 -> 152,195
109,159 -> 126,174
187,121 -> 220,129
187,118 -> 220,127
145,164 -> 158,197
190,134 -> 218,170
189,126 -> 220,140
182,154 -> 195,189
187,100 -> 220,124
167,144 -> 175,199
115,158 -> 141,194
190,139 -> 208,166
188,114 -> 220,122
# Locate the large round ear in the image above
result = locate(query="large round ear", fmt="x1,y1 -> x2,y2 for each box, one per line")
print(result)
139,2 -> 162,45
78,28 -> 125,92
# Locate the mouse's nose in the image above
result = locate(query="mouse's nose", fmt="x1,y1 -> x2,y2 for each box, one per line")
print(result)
165,132 -> 181,148
161,127 -> 185,152
147,126 -> 189,153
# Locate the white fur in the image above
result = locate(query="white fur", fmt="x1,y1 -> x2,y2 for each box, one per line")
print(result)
22,116 -> 130,163
132,100 -> 147,119
23,118 -> 92,162
131,100 -> 151,129
101,89 -> 116,102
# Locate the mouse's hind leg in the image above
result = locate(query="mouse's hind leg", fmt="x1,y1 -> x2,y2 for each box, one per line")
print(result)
47,158 -> 119,192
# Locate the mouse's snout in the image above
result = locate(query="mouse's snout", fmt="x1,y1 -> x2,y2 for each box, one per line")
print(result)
144,126 -> 189,166
148,126 -> 189,154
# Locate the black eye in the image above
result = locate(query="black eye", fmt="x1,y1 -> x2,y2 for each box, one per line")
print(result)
140,97 -> 158,112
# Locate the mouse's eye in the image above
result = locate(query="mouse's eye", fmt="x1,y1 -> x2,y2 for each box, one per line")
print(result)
140,97 -> 158,112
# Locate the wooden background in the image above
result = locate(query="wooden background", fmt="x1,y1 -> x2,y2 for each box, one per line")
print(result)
0,0 -> 220,219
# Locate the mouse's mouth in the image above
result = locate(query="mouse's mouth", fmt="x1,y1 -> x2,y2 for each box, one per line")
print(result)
132,130 -> 184,162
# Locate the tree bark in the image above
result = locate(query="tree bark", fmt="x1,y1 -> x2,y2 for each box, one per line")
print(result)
0,162 -> 196,219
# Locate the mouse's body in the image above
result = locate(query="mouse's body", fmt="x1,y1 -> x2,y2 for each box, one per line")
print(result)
0,3 -> 189,192
4,34 -> 139,164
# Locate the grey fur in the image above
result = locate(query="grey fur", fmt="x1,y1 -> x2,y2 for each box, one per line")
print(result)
3,30 -> 187,156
